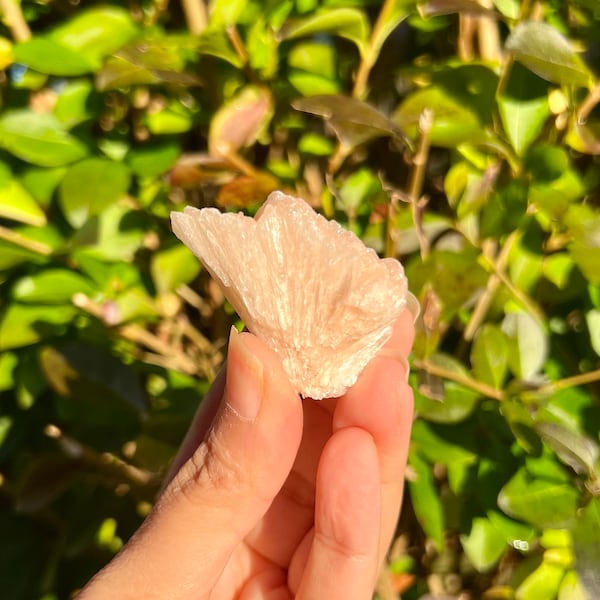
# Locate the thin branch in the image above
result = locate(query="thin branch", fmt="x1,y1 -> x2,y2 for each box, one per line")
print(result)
181,0 -> 207,36
0,0 -> 31,41
413,358 -> 505,401
0,224 -> 53,255
464,233 -> 517,341
352,0 -> 397,99
407,109 -> 433,260
577,81 -> 600,124
72,294 -> 200,375
526,369 -> 600,399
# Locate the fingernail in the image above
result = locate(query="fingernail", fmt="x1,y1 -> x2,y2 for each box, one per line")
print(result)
226,326 -> 264,421
378,348 -> 410,383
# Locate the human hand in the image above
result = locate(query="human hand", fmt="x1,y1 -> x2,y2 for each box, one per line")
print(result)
79,310 -> 414,600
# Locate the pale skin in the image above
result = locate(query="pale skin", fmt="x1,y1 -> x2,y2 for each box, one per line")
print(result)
80,310 -> 415,599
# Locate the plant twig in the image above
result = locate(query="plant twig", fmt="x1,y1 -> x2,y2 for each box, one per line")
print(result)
45,424 -> 158,488
352,0 -> 399,98
72,294 -> 200,375
577,81 -> 600,124
181,0 -> 207,35
464,233 -> 517,341
413,358 -> 505,401
408,109 -> 433,260
0,224 -> 53,255
0,0 -> 31,41
525,368 -> 600,399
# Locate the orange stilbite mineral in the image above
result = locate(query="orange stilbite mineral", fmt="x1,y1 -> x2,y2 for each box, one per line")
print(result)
171,191 -> 413,399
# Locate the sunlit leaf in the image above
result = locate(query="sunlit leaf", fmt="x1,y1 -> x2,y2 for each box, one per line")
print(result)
294,94 -> 412,155
535,421 -> 599,478
408,450 -> 445,550
0,110 -> 88,167
59,158 -> 131,228
151,245 -> 201,295
278,8 -> 369,56
501,311 -> 548,381
572,499 -> 600,600
505,21 -> 592,87
498,467 -> 579,528
12,270 -> 96,304
498,62 -> 550,156
0,165 -> 47,226
460,516 -> 507,572
13,38 -> 96,75
471,324 -> 509,388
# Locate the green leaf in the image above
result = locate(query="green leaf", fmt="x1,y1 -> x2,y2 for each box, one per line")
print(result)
11,270 -> 96,304
278,8 -> 369,56
59,158 -> 131,228
505,21 -> 592,87
515,559 -> 567,600
498,62 -> 550,156
395,85 -> 492,147
460,516 -> 507,572
294,94 -> 412,156
13,38 -> 96,75
408,450 -> 445,550
558,570 -> 589,600
498,467 -> 580,529
127,139 -> 181,178
0,166 -> 47,226
0,110 -> 88,167
151,245 -> 201,295
535,421 -> 599,478
0,304 -> 76,350
414,354 -> 481,423
586,309 -> 600,356
49,7 -> 138,62
501,311 -> 548,381
471,324 -> 509,388
572,499 -> 600,600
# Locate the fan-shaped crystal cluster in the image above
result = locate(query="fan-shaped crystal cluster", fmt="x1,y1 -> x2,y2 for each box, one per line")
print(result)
171,191 -> 412,399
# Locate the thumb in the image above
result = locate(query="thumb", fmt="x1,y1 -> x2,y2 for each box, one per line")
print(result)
81,327 -> 302,599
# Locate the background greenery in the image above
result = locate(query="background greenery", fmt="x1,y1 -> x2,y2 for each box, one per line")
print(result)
0,0 -> 599,598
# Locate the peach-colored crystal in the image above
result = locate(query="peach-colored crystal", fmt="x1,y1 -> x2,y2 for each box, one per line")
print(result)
171,191 -> 411,399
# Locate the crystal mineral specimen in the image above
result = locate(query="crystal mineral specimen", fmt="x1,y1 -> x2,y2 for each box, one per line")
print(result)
171,191 -> 412,399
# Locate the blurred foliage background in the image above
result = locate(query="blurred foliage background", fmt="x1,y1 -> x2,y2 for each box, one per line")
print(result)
0,0 -> 599,598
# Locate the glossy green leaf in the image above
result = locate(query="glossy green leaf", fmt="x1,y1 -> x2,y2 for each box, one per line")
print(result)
535,421 -> 599,478
505,21 -> 592,87
586,309 -> 600,356
516,560 -> 567,600
127,140 -> 181,178
59,158 -> 131,228
54,80 -> 96,128
395,85 -> 491,147
278,8 -> 369,56
566,206 -> 600,284
151,245 -> 201,295
471,324 -> 509,388
49,7 -> 138,62
498,63 -> 550,156
460,516 -> 507,572
501,311 -> 548,381
0,167 -> 47,226
295,94 -> 412,153
13,38 -> 96,75
558,570 -> 589,600
0,110 -> 88,167
12,270 -> 96,304
0,304 -> 76,350
498,467 -> 580,529
572,499 -> 600,600
408,450 -> 445,550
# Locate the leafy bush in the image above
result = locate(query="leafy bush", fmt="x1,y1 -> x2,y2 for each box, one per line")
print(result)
1,0 -> 599,598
